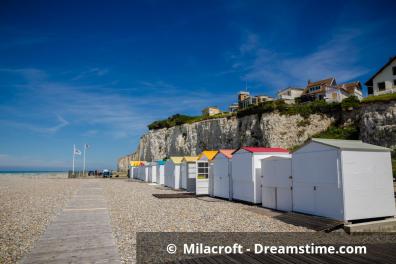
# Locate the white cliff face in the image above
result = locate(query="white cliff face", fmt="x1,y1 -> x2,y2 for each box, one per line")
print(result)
117,101 -> 396,171
130,113 -> 334,162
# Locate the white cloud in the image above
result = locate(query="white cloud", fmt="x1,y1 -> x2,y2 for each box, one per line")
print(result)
231,28 -> 371,91
0,114 -> 69,134
1,69 -> 232,140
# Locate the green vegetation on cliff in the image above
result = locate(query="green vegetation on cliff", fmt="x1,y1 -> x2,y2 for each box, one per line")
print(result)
148,112 -> 235,130
148,94 -> 396,130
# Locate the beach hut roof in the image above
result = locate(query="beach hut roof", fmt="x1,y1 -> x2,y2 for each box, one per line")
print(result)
198,150 -> 218,161
130,161 -> 145,166
237,147 -> 289,154
156,160 -> 166,165
182,156 -> 199,162
310,138 -> 390,152
129,161 -> 139,166
169,156 -> 184,164
216,149 -> 235,159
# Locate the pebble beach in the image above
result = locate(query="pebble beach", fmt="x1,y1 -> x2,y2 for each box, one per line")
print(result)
0,174 -> 83,263
0,176 -> 310,264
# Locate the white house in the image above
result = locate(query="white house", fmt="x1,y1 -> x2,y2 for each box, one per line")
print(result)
180,156 -> 199,191
261,156 -> 293,211
213,149 -> 235,200
164,157 -> 183,189
156,160 -> 166,185
277,87 -> 304,104
292,138 -> 395,222
232,147 -> 290,204
366,56 -> 396,96
196,150 -> 218,195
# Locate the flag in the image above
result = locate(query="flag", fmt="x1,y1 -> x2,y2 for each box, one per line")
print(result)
74,147 -> 82,156
85,144 -> 90,149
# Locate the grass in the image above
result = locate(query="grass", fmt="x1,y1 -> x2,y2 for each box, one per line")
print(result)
288,123 -> 360,152
313,124 -> 360,140
362,93 -> 396,103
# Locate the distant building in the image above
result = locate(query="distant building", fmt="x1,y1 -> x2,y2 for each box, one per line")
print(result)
238,91 -> 250,102
300,77 -> 363,103
202,106 -> 222,116
228,103 -> 239,113
237,91 -> 273,110
365,56 -> 396,96
277,87 -> 304,104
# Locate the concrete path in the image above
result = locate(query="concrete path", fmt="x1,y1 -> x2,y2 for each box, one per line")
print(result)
22,181 -> 121,264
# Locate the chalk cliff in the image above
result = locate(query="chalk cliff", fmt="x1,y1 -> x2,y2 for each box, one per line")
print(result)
117,100 -> 396,171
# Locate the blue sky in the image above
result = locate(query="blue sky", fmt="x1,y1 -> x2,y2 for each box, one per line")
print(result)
0,0 -> 395,170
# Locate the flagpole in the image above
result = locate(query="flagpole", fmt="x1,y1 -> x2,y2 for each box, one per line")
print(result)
83,144 -> 86,176
72,144 -> 75,174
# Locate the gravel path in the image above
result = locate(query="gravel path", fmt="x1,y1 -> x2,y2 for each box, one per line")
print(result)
103,180 -> 310,264
0,176 -> 83,264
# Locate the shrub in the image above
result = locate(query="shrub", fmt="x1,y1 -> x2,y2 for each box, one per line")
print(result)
313,124 -> 359,140
148,112 -> 236,130
341,96 -> 361,110
148,114 -> 198,130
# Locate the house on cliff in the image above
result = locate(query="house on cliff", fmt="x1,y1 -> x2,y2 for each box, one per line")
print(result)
300,77 -> 363,103
365,56 -> 396,96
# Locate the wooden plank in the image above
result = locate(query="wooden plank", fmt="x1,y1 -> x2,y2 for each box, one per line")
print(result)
21,182 -> 121,264
153,193 -> 197,199
272,212 -> 343,231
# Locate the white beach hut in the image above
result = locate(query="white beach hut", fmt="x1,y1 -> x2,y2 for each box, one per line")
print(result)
292,138 -> 395,222
147,163 -> 153,182
144,165 -> 149,182
181,156 -> 199,191
232,147 -> 290,204
150,162 -> 157,183
213,149 -> 235,199
261,156 -> 293,211
156,160 -> 166,185
196,151 -> 218,195
164,157 -> 183,189
137,163 -> 147,181
129,161 -> 142,179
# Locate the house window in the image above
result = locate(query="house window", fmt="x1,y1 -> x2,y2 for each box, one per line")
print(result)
197,162 -> 208,179
367,86 -> 373,95
394,80 -> 396,86
393,66 -> 396,75
309,86 -> 320,93
377,82 -> 386,91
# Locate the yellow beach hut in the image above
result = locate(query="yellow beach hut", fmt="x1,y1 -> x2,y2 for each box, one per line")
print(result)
196,150 -> 218,195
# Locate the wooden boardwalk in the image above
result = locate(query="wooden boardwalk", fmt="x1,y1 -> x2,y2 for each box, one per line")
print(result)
22,181 -> 121,264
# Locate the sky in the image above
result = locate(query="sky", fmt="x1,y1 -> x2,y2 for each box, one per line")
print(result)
0,0 -> 395,170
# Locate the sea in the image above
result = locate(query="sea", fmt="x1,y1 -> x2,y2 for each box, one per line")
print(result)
0,171 -> 69,178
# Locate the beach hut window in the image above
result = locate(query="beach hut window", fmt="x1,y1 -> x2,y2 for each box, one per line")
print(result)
197,162 -> 209,179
